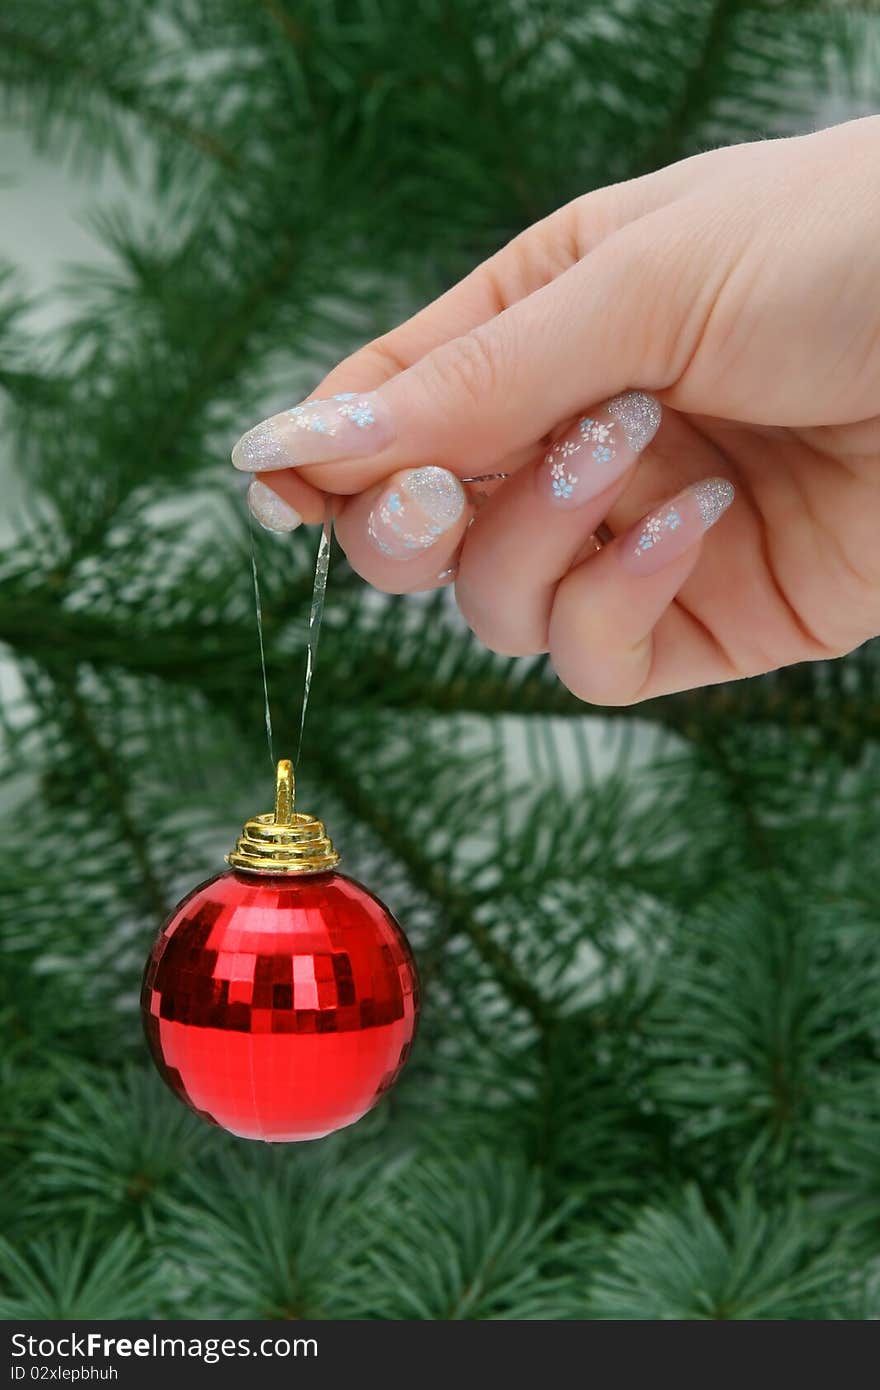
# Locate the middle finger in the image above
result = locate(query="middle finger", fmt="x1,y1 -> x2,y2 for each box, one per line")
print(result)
454,392 -> 662,655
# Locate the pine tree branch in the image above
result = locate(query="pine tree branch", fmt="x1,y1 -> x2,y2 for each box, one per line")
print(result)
696,732 -> 780,878
638,675 -> 880,757
51,239 -> 311,579
633,0 -> 742,173
2,0 -> 879,1320
495,16 -> 565,85
0,576 -> 315,693
313,737 -> 554,1030
48,668 -> 171,922
0,25 -> 240,171
0,582 -> 570,713
144,240 -> 306,464
4,580 -> 878,743
258,0 -> 307,48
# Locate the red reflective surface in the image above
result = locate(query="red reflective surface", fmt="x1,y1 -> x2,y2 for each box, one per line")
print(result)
141,869 -> 419,1141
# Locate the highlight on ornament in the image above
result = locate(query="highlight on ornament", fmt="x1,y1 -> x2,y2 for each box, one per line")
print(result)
141,760 -> 419,1142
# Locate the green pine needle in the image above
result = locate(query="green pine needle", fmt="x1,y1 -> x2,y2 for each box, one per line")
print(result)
1,0 -> 880,1322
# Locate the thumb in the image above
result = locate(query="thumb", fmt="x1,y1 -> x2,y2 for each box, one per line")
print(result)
234,206 -> 720,495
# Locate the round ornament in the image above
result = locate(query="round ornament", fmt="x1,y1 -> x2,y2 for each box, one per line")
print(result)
141,760 -> 419,1141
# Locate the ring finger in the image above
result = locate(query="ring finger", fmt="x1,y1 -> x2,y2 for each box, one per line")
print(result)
454,392 -> 663,655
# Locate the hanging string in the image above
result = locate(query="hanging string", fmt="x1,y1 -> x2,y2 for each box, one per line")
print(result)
295,509 -> 332,766
249,503 -> 333,773
249,518 -> 275,768
249,477 -> 502,774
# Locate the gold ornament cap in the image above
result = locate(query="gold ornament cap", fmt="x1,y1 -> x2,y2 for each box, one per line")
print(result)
226,759 -> 340,876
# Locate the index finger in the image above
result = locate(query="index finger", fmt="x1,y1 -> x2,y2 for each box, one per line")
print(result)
232,203 -> 582,495
230,175 -> 670,494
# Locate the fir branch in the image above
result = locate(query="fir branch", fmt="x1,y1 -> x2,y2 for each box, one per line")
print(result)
636,0 -> 744,172
49,233 -> 309,577
257,0 -> 307,50
356,1150 -> 581,1319
143,238 -> 306,476
587,1185 -> 857,1319
2,0 -> 880,1323
314,733 -> 555,1030
0,1221 -> 164,1320
158,1147 -> 379,1319
0,23 -> 239,170
4,571 -> 879,741
50,668 -> 171,922
30,1065 -> 212,1232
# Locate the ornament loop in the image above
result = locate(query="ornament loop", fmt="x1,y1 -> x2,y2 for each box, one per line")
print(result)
275,758 -> 295,825
226,757 -> 339,876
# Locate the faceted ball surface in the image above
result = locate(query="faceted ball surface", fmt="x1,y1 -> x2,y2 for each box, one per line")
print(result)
141,869 -> 419,1141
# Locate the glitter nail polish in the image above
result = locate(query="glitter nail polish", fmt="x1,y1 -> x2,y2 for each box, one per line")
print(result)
694,477 -> 735,529
620,477 -> 734,576
607,391 -> 663,454
368,466 -> 466,559
232,392 -> 394,472
247,478 -> 303,533
234,420 -> 287,470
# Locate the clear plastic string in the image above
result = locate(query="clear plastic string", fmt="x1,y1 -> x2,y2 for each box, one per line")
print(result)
295,510 -> 332,766
249,518 -> 275,768
249,505 -> 333,771
248,475 -> 505,772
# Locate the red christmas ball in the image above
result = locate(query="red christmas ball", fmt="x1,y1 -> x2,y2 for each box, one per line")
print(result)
141,868 -> 419,1141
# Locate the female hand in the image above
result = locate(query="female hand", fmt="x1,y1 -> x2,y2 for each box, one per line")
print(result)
232,115 -> 880,704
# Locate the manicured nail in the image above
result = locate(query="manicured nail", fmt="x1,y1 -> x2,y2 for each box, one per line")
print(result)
619,478 -> 734,576
247,478 -> 302,533
231,392 -> 393,472
367,466 -> 465,559
540,391 -> 661,509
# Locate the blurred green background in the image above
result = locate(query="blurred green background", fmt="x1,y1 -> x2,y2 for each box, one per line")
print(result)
2,0 -> 880,1320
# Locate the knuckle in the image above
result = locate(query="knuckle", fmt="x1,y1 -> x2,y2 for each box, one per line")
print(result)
592,682 -> 641,709
458,600 -> 539,658
553,657 -> 641,708
549,613 -> 648,708
429,326 -> 500,409
548,637 -> 600,705
570,187 -> 625,257
362,335 -> 408,377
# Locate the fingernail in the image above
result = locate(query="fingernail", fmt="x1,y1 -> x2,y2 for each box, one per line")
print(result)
368,466 -> 466,559
539,391 -> 661,508
247,478 -> 302,533
231,392 -> 393,472
619,477 -> 734,576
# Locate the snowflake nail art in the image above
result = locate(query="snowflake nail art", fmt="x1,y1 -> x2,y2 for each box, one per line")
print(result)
286,401 -> 338,436
232,387 -> 392,471
633,505 -> 682,554
538,394 -> 663,512
368,467 -> 465,558
545,415 -> 622,504
285,394 -> 376,435
337,399 -> 376,428
579,417 -> 617,460
546,439 -> 581,498
550,459 -> 576,499
276,390 -> 383,444
286,394 -> 377,431
621,479 -> 733,575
